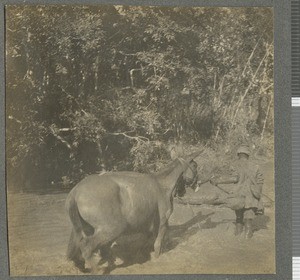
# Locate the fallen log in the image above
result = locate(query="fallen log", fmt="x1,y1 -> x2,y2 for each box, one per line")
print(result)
174,196 -> 220,206
174,195 -> 273,208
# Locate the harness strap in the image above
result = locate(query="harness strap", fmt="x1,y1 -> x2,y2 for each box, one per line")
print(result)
178,157 -> 197,179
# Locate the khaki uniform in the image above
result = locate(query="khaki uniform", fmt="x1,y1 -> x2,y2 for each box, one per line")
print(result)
211,145 -> 264,238
229,159 -> 264,219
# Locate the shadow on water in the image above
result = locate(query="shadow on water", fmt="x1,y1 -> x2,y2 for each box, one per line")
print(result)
164,212 -> 271,253
71,211 -> 271,275
164,211 -> 215,253
253,214 -> 271,232
192,213 -> 271,233
105,211 -> 215,272
200,217 -> 232,229
110,233 -> 154,267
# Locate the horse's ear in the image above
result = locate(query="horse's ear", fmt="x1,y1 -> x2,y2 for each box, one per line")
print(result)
185,149 -> 204,162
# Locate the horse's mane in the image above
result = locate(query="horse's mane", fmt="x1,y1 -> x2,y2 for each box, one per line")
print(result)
156,159 -> 180,177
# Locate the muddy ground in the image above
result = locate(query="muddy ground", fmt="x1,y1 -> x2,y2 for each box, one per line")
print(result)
7,160 -> 275,276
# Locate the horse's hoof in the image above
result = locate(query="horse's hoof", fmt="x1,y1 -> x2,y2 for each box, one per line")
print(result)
75,265 -> 91,273
73,260 -> 87,273
115,257 -> 124,266
98,259 -> 107,266
93,265 -> 113,275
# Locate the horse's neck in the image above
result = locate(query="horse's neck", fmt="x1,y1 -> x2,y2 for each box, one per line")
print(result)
156,159 -> 186,197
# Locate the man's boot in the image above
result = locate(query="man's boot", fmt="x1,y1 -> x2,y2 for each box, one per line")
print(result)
244,219 -> 253,239
235,223 -> 244,236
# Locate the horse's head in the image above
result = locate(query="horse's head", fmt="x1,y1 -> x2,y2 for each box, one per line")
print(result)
173,149 -> 205,197
156,148 -> 204,197
177,149 -> 203,177
183,159 -> 198,184
175,158 -> 199,197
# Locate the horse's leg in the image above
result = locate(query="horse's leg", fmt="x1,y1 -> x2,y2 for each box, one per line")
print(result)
79,235 -> 100,273
98,242 -> 116,274
153,198 -> 172,258
97,242 -> 114,264
153,222 -> 168,258
79,227 -> 124,274
153,217 -> 168,258
67,229 -> 85,271
145,212 -> 159,252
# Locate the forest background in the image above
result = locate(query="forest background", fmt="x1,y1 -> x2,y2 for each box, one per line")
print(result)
5,5 -> 274,192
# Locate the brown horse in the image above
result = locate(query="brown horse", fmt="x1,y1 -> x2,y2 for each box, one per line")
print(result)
65,151 -> 202,273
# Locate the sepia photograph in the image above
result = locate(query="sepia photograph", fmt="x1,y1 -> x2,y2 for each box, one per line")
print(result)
5,5 -> 275,276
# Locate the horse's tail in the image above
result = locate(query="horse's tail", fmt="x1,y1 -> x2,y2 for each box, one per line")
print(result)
66,190 -> 83,233
66,229 -> 81,261
66,191 -> 84,261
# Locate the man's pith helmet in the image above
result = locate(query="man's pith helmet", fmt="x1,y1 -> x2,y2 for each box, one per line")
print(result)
237,145 -> 250,156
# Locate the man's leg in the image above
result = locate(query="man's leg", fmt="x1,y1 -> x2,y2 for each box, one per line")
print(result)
244,208 -> 255,239
234,209 -> 244,236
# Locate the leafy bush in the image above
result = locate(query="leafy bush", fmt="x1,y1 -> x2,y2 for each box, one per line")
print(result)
6,6 -> 274,191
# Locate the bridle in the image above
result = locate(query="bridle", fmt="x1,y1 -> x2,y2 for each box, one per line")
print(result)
178,157 -> 198,179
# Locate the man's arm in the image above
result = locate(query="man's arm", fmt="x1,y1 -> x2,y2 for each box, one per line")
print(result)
210,175 -> 239,186
249,167 -> 264,199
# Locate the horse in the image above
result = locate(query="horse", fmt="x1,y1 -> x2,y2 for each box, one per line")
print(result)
65,150 -> 202,274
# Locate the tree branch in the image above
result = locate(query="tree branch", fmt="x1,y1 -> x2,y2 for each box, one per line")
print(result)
57,127 -> 76,132
230,50 -> 268,128
8,115 -> 22,124
49,125 -> 72,149
109,132 -> 150,142
260,95 -> 273,140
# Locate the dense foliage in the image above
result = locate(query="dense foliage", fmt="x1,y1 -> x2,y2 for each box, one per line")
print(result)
6,5 -> 274,191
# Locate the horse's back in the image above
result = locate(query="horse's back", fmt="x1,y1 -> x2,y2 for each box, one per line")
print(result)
98,172 -> 160,227
69,172 -> 160,230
